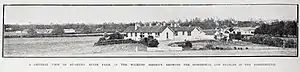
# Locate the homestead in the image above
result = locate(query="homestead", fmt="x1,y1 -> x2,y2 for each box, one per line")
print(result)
63,29 -> 76,34
15,29 -> 30,34
171,27 -> 206,40
123,24 -> 206,41
213,26 -> 259,41
123,26 -> 174,41
35,29 -> 53,34
234,27 -> 258,36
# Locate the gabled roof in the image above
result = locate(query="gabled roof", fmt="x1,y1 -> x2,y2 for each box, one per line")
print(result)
123,26 -> 168,33
201,29 -> 215,35
35,29 -> 53,33
234,27 -> 257,32
170,27 -> 198,32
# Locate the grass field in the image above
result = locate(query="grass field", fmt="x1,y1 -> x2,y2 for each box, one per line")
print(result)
4,37 -> 147,56
3,36 -> 297,57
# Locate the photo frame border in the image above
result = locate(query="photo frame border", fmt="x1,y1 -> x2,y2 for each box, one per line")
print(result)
2,4 -> 299,58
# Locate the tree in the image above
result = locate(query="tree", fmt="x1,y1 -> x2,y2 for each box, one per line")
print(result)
184,40 -> 192,49
254,20 -> 298,37
78,24 -> 92,33
52,25 -> 65,35
147,38 -> 159,47
27,28 -> 37,35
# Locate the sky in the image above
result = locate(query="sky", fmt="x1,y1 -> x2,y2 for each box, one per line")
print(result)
4,5 -> 297,24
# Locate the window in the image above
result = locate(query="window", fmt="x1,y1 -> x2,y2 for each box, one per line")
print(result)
148,33 -> 152,36
135,33 -> 137,37
188,31 -> 191,36
182,31 -> 185,35
175,31 -> 178,36
156,33 -> 160,36
140,35 -> 144,38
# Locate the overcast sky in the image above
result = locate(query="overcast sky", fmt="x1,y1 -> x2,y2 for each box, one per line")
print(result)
4,5 -> 297,24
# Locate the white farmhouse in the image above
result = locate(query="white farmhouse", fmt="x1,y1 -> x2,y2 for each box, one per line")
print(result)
123,24 -> 206,41
171,27 -> 206,40
123,26 -> 174,41
63,29 -> 76,34
234,27 -> 257,36
36,29 -> 53,34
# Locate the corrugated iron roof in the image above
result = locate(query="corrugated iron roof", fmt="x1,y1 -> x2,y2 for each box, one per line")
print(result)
170,27 -> 197,32
123,26 -> 168,33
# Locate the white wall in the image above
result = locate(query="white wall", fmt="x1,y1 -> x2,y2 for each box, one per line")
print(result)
174,28 -> 206,40
125,32 -> 160,41
157,27 -> 174,40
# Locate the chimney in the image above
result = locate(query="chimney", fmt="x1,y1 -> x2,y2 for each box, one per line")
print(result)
149,23 -> 152,27
135,24 -> 139,30
170,23 -> 173,27
176,23 -> 179,27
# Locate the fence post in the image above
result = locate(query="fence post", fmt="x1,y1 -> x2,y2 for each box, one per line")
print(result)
135,47 -> 138,52
282,40 -> 286,48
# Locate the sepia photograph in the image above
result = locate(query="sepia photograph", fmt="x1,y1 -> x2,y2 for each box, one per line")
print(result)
2,4 -> 298,57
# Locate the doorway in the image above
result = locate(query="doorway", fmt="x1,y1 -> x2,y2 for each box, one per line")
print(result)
166,32 -> 169,39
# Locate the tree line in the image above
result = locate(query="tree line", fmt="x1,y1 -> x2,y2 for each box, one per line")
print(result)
254,20 -> 297,37
5,17 -> 297,35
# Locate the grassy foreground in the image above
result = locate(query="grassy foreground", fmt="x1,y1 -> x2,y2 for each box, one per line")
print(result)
3,36 -> 297,57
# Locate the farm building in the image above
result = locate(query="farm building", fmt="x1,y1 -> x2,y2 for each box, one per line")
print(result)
5,28 -> 13,31
171,27 -> 206,40
123,26 -> 173,41
233,27 -> 257,36
233,26 -> 259,39
213,26 -> 259,41
35,29 -> 53,34
123,24 -> 206,41
15,29 -> 30,34
63,29 -> 76,34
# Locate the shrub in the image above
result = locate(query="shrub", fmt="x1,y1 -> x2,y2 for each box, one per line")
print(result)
245,34 -> 296,48
272,38 -> 284,47
285,39 -> 297,48
204,44 -> 214,49
148,39 -> 159,47
184,41 -> 193,48
108,32 -> 124,39
52,27 -> 65,35
27,28 -> 37,35
140,37 -> 148,45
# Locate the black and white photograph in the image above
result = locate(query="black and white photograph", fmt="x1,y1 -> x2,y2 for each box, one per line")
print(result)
3,4 -> 298,57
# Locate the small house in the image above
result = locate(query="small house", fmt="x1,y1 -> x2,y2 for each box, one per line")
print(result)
171,27 -> 206,40
234,27 -> 257,36
35,29 -> 53,34
63,29 -> 76,34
